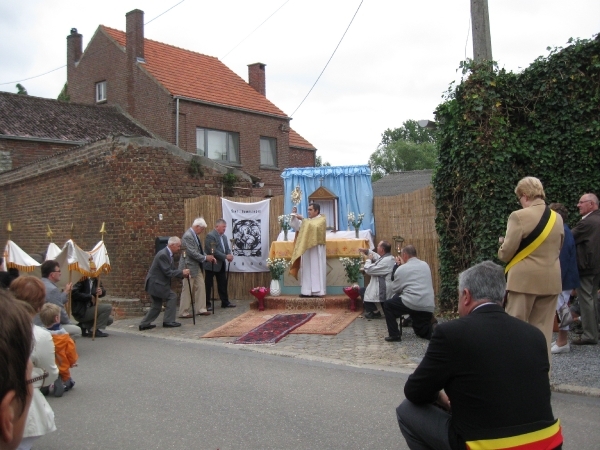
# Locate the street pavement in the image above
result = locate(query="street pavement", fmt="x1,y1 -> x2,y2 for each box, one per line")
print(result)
37,317 -> 600,450
108,299 -> 600,395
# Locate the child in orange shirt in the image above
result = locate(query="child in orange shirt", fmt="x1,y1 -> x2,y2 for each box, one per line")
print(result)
40,303 -> 78,396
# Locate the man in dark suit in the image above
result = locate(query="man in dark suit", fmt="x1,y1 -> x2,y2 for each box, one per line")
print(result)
139,236 -> 190,331
571,192 -> 600,345
396,261 -> 562,450
71,276 -> 113,337
204,219 -> 235,308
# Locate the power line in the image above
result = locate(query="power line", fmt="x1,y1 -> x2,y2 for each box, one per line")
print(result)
290,0 -> 363,118
221,0 -> 291,60
0,1 -> 186,87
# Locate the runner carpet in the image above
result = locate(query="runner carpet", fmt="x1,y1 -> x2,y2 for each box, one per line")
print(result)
233,313 -> 316,344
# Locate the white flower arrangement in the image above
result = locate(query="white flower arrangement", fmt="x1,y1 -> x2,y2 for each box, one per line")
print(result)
339,257 -> 362,284
347,211 -> 365,230
278,214 -> 293,231
266,257 -> 290,279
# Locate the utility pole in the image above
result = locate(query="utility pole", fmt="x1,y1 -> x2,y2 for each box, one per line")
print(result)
471,0 -> 492,61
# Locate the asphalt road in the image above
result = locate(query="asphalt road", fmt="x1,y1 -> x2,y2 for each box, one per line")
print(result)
37,331 -> 600,449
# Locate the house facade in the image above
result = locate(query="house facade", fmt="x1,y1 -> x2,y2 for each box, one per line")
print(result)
67,9 -> 316,195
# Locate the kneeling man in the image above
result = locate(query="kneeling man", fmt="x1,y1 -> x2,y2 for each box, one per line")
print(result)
396,261 -> 562,450
383,245 -> 436,341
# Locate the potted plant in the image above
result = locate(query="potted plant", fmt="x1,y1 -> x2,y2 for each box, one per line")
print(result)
266,257 -> 289,296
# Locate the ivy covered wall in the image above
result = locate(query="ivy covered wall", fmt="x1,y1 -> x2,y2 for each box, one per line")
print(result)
433,35 -> 600,311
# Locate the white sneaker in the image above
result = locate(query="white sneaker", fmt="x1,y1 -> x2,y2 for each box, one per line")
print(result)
551,343 -> 570,354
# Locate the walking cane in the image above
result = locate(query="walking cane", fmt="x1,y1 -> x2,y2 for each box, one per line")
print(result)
182,249 -> 196,325
92,275 -> 101,340
210,243 -> 216,315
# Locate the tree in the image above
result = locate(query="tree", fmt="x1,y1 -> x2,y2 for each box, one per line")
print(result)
16,84 -> 28,95
369,120 -> 437,181
57,83 -> 70,102
315,154 -> 331,167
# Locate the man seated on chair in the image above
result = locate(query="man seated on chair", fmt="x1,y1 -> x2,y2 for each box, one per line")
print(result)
382,245 -> 436,342
359,240 -> 396,319
289,203 -> 327,297
395,261 -> 563,450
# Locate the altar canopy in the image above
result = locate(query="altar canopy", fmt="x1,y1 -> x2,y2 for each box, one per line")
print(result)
281,166 -> 375,234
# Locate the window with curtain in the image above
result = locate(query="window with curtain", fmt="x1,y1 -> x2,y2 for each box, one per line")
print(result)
196,128 -> 239,163
260,137 -> 277,167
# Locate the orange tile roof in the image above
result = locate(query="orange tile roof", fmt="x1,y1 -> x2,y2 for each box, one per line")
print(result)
101,26 -> 287,118
289,128 -> 316,150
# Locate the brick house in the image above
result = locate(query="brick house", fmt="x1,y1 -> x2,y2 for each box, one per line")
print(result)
66,9 -> 316,195
0,91 -> 152,173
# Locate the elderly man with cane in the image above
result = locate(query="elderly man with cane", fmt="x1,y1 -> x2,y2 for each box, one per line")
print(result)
178,218 -> 216,319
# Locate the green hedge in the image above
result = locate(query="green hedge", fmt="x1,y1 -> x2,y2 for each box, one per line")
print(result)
433,35 -> 600,312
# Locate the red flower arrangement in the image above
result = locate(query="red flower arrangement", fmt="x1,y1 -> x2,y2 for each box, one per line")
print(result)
343,285 -> 360,311
250,286 -> 269,311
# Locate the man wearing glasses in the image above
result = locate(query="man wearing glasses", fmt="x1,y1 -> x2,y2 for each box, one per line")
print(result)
571,193 -> 600,345
35,260 -> 81,337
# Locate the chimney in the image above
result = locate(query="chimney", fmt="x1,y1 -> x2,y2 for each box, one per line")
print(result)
67,28 -> 82,65
248,63 -> 266,96
126,9 -> 144,62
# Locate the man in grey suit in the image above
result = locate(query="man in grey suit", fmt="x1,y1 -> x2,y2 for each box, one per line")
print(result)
204,219 -> 236,308
139,236 -> 190,331
178,217 -> 216,318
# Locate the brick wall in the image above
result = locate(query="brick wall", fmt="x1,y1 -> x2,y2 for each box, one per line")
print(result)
289,147 -> 316,167
0,135 -> 251,304
0,138 -> 78,172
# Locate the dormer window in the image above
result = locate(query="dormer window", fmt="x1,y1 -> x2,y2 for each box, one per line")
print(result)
95,81 -> 107,103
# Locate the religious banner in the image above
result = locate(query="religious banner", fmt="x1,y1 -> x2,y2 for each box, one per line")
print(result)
221,198 -> 270,273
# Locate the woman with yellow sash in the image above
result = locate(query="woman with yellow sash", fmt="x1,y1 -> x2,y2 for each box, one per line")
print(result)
498,177 -> 564,354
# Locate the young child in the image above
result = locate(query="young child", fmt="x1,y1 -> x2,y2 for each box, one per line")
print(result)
39,303 -> 78,396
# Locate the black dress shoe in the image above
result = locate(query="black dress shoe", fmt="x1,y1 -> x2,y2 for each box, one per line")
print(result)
139,324 -> 156,331
222,303 -> 236,308
163,322 -> 182,328
92,329 -> 109,337
385,336 -> 402,342
77,323 -> 89,337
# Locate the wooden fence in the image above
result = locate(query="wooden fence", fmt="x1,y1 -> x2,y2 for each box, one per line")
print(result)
373,186 -> 440,295
184,187 -> 439,301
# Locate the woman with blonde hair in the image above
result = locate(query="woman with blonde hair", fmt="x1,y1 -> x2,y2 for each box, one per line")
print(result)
498,177 -> 564,355
9,276 -> 57,450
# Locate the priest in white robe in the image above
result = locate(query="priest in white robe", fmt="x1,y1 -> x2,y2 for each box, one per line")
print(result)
289,203 -> 327,297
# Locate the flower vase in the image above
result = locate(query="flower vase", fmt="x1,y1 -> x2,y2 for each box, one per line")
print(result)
250,287 -> 269,311
343,286 -> 360,311
354,227 -> 359,239
270,278 -> 281,297
284,229 -> 288,241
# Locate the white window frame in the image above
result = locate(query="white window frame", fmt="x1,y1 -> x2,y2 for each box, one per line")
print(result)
95,81 -> 107,103
260,136 -> 277,167
196,128 -> 240,164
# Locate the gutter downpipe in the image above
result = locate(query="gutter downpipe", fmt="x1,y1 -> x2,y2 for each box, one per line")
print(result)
175,97 -> 180,147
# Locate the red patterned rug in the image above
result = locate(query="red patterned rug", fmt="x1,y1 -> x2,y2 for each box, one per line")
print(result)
233,313 -> 316,344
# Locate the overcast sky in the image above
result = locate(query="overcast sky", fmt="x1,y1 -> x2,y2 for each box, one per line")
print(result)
1,0 -> 598,166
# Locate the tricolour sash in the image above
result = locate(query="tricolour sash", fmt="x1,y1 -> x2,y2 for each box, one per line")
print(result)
504,207 -> 557,274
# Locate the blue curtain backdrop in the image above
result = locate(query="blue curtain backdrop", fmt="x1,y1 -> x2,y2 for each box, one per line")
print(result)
281,165 -> 375,234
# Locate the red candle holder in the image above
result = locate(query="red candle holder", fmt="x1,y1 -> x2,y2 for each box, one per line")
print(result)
343,285 -> 360,311
250,286 -> 269,311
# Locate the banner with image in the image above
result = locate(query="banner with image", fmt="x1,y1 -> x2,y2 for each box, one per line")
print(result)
222,198 -> 270,273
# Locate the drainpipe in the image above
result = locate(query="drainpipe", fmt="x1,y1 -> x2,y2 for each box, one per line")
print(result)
175,97 -> 180,147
